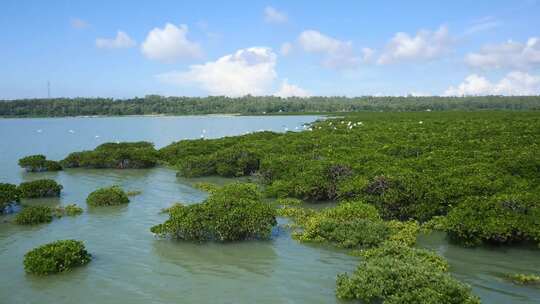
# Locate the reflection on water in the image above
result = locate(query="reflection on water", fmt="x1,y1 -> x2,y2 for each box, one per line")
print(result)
0,115 -> 539,303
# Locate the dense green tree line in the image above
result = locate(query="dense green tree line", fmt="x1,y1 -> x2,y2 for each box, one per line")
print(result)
1,95 -> 540,117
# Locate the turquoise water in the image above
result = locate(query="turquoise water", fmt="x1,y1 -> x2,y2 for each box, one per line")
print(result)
0,115 -> 539,303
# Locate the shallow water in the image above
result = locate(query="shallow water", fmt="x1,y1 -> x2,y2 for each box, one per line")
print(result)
0,115 -> 539,303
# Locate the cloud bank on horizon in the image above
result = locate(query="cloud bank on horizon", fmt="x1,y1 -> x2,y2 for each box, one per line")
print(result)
1,0 -> 539,98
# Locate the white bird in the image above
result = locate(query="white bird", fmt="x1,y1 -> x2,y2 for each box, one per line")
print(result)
284,127 -> 289,131
95,135 -> 100,138
68,129 -> 75,133
419,121 -> 423,124
36,129 -> 42,133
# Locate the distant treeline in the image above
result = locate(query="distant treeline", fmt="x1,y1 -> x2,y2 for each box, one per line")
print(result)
1,95 -> 539,117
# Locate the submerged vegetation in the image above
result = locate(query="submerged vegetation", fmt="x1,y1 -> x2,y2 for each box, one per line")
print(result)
23,240 -> 91,275
18,155 -> 62,172
86,186 -> 130,207
151,183 -> 276,242
18,179 -> 63,198
62,142 -> 158,169
1,95 -> 540,117
505,273 -> 540,286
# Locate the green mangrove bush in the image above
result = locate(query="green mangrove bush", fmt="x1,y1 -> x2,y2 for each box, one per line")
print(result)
151,183 -> 277,242
15,206 -> 53,225
445,193 -> 540,246
18,179 -> 63,198
0,183 -> 20,213
86,186 -> 130,207
336,242 -> 480,304
62,141 -> 158,169
23,240 -> 91,275
18,154 -> 62,172
280,201 -> 419,249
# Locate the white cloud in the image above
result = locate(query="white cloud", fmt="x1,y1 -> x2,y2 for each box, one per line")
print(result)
141,23 -> 202,63
464,16 -> 500,35
361,47 -> 375,62
70,18 -> 89,29
465,37 -> 540,70
274,79 -> 310,97
96,31 -> 136,49
298,30 -> 359,69
156,47 -> 277,96
444,71 -> 540,96
280,42 -> 293,56
264,6 -> 288,24
377,26 -> 453,64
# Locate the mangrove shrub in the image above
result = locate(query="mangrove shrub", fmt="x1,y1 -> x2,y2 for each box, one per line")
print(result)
18,179 -> 63,198
86,186 -> 130,207
15,206 -> 53,225
18,155 -> 62,172
336,242 -> 480,304
0,183 -> 20,213
151,183 -> 277,241
62,141 -> 158,169
23,240 -> 91,275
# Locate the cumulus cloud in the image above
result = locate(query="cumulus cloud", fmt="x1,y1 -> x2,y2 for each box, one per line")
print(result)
274,79 -> 310,97
377,26 -> 453,64
298,30 -> 359,69
465,37 -> 540,70
444,71 -> 540,96
70,18 -> 89,29
96,31 -> 136,49
280,42 -> 293,56
264,6 -> 288,24
156,47 -> 277,96
141,23 -> 202,63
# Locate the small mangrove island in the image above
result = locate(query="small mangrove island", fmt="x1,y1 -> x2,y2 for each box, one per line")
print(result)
23,240 -> 91,275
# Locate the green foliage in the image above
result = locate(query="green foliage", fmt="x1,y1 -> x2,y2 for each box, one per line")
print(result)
18,179 -> 63,198
62,141 -> 158,169
157,111 -> 540,225
280,202 -> 419,249
193,182 -> 221,194
0,183 -> 20,213
18,154 -> 62,172
54,204 -> 84,217
445,193 -> 540,246
23,240 -> 91,275
86,186 -> 130,207
336,243 -> 480,304
15,206 -> 53,225
151,183 -> 277,242
505,273 -> 540,285
275,197 -> 303,206
1,96 -> 539,117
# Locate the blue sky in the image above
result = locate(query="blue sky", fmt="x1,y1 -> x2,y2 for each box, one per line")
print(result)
1,0 -> 539,99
